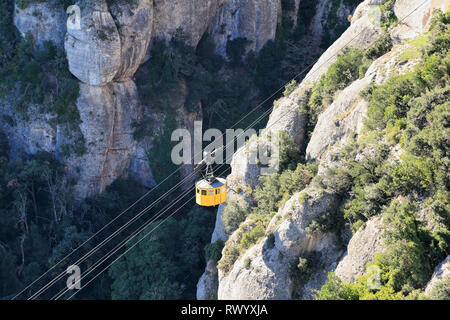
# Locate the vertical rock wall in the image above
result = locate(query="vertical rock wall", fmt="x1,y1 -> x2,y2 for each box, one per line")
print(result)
9,0 -> 283,199
209,0 -> 280,57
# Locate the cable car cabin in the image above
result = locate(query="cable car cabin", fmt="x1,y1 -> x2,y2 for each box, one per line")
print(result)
196,178 -> 227,207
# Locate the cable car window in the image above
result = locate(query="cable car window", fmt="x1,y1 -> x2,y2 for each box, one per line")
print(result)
197,189 -> 200,194
201,190 -> 207,195
209,190 -> 214,195
216,189 -> 220,194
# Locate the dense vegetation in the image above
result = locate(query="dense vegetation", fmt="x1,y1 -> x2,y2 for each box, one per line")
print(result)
0,137 -> 217,299
214,6 -> 449,300
5,0 -> 434,302
305,31 -> 392,136
0,0 -> 83,156
315,10 -> 450,299
218,135 -> 318,274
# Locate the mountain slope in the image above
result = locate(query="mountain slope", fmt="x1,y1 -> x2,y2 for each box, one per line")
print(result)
198,0 -> 450,300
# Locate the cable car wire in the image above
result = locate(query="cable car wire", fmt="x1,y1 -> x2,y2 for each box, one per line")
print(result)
58,164 -> 233,300
48,100 -> 277,299
28,96 -> 274,300
52,186 -> 197,300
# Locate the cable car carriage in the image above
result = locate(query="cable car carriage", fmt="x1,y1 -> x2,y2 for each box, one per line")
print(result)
195,148 -> 227,207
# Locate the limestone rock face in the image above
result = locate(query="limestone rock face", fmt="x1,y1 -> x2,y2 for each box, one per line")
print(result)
109,0 -> 154,80
266,93 -> 308,148
227,139 -> 261,188
216,0 -> 385,192
424,256 -> 450,295
334,217 -> 385,283
128,144 -> 156,189
209,0 -> 280,56
13,1 -> 67,49
304,2 -> 383,85
217,187 -> 342,300
351,0 -> 388,23
153,0 -> 223,47
211,204 -> 228,243
65,0 -> 121,86
307,41 -> 422,168
0,103 -> 56,161
306,77 -> 371,161
392,0 -> 449,42
197,260 -> 220,300
69,81 -> 140,199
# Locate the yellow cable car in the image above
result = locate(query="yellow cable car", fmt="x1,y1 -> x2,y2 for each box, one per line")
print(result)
196,177 -> 227,206
195,148 -> 227,207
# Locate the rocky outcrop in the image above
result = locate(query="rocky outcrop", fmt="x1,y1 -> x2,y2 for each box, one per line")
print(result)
217,187 -> 342,299
211,204 -> 228,243
109,0 -> 154,80
307,41 -> 421,172
62,0 -> 160,197
424,256 -> 450,295
0,103 -> 56,161
207,0 -> 449,300
391,0 -> 449,43
334,217 -> 385,283
223,0 -> 386,182
10,0 -> 287,201
65,0 -> 122,86
68,81 -> 140,198
13,0 -> 67,49
306,78 -> 370,161
303,1 -> 384,85
198,0 -> 383,300
153,0 -> 223,47
197,260 -> 220,300
209,0 -> 280,56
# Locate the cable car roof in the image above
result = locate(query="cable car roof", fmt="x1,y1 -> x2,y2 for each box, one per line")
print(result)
196,177 -> 226,189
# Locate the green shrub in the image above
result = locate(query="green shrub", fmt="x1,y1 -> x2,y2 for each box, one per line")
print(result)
240,223 -> 265,250
379,0 -> 398,28
204,239 -> 225,262
316,272 -> 360,300
365,74 -> 422,131
226,38 -> 251,67
252,162 -> 317,220
289,251 -> 322,290
283,80 -> 297,97
430,275 -> 450,300
217,245 -> 240,274
244,257 -> 251,270
278,131 -> 302,171
306,209 -> 345,236
377,200 -> 441,293
222,201 -> 250,235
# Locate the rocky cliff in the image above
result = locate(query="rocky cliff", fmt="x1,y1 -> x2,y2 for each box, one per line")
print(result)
1,0 -> 448,301
198,0 -> 449,300
3,0 -> 289,199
